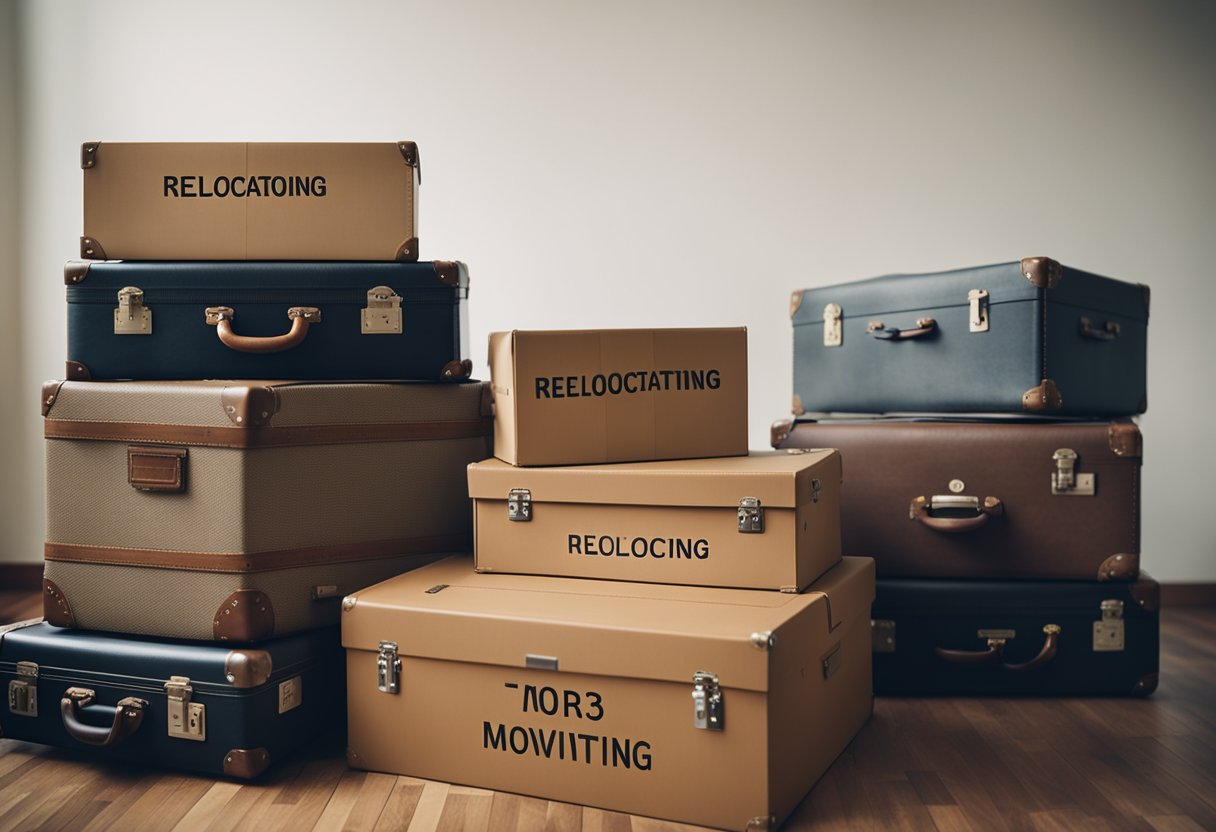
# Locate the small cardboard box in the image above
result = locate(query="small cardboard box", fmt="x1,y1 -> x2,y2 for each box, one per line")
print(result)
343,555 -> 875,831
489,328 -> 748,466
81,141 -> 420,261
468,450 -> 842,592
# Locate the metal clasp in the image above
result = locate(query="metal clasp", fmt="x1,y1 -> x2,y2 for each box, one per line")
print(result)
508,488 -> 532,522
1093,599 -> 1125,652
968,289 -> 989,333
692,671 -> 724,731
114,287 -> 151,335
823,303 -> 843,347
361,286 -> 403,334
8,662 -> 38,717
811,478 -> 822,504
737,497 -> 764,533
164,676 -> 206,741
378,641 -> 401,694
1052,448 -> 1095,496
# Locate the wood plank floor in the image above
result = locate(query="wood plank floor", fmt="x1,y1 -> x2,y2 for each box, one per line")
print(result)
2,591 -> 1214,831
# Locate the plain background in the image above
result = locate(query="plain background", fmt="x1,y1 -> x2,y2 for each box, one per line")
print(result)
1,1 -> 1213,582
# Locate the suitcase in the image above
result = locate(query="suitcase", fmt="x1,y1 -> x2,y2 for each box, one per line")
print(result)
41,379 -> 491,641
468,450 -> 842,592
772,417 -> 1141,581
870,574 -> 1159,696
790,257 -> 1149,416
65,260 -> 470,382
0,620 -> 344,777
342,556 -> 874,831
82,141 -> 420,262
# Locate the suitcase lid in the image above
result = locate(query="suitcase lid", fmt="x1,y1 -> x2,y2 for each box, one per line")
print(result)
341,555 -> 875,692
466,450 -> 839,510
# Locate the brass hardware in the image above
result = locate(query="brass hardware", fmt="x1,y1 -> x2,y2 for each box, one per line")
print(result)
378,641 -> 401,694
525,655 -> 559,671
507,488 -> 532,522
206,306 -> 320,325
1052,448 -> 1095,496
750,631 -> 776,650
823,303 -> 842,347
8,662 -> 38,717
948,479 -> 965,493
1093,599 -> 1125,652
361,286 -> 403,334
692,671 -> 724,731
822,645 -> 843,679
968,289 -> 990,332
205,306 -> 235,325
114,287 -> 151,335
871,620 -> 895,653
278,677 -> 303,714
978,629 -> 1016,640
912,494 -> 1003,518
866,320 -> 885,333
738,497 -> 764,533
341,596 -> 357,612
164,676 -> 206,741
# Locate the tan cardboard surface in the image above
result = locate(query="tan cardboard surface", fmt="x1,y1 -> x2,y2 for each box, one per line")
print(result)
489,328 -> 748,466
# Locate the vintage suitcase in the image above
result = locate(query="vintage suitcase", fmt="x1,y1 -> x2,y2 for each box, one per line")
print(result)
41,379 -> 491,641
82,141 -> 420,261
772,418 -> 1142,581
468,450 -> 842,592
790,257 -> 1149,416
870,574 -> 1159,696
343,555 -> 875,831
0,620 -> 344,777
64,259 -> 471,382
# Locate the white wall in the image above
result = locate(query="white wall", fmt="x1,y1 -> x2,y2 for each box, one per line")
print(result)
4,0 -> 1214,581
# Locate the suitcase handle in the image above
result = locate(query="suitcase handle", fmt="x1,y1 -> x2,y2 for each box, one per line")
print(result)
205,306 -> 322,353
1079,316 -> 1121,341
60,687 -> 148,747
909,494 -> 1003,533
935,624 -> 1061,672
867,317 -> 937,340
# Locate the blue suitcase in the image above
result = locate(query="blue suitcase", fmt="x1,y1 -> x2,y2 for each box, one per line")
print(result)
64,260 -> 471,382
790,256 -> 1149,416
0,621 -> 343,778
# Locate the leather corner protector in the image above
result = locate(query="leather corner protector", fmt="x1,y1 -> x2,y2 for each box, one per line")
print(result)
65,360 -> 92,381
221,386 -> 279,427
81,142 -> 100,169
41,381 -> 66,417
213,590 -> 276,642
792,395 -> 805,416
479,380 -> 495,417
789,290 -> 804,318
224,649 -> 274,688
441,359 -> 473,382
434,260 -> 461,286
1137,395 -> 1147,415
127,445 -> 187,492
397,140 -> 420,178
64,261 -> 91,284
80,236 -> 106,259
43,578 -> 75,627
771,419 -> 792,448
223,748 -> 270,779
1132,673 -> 1159,697
1098,552 -> 1139,582
1130,575 -> 1160,612
1021,379 -> 1062,411
1020,256 -> 1062,289
396,237 -> 419,262
1141,284 -> 1151,318
1108,421 -> 1143,458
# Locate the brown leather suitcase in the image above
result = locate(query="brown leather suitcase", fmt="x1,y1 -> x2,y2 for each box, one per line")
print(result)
771,418 -> 1141,581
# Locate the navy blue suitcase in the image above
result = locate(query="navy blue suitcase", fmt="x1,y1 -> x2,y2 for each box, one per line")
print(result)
790,256 -> 1149,416
64,260 -> 471,382
0,621 -> 343,778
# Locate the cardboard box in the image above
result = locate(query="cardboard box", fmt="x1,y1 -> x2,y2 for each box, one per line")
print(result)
489,328 -> 748,466
81,141 -> 420,261
343,555 -> 875,831
468,450 -> 842,592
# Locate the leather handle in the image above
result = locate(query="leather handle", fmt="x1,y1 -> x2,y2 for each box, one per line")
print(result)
869,317 -> 937,341
60,687 -> 147,747
205,306 -> 321,354
935,625 -> 1061,672
909,494 -> 1003,533
1003,624 -> 1061,672
1079,316 -> 1120,341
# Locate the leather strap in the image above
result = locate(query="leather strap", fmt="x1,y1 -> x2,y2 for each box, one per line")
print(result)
207,306 -> 320,354
60,688 -> 147,747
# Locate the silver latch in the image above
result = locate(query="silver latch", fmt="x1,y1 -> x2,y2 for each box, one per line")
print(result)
8,662 -> 38,717
968,289 -> 989,333
738,497 -> 764,533
378,641 -> 401,694
114,286 -> 151,335
508,488 -> 532,522
361,286 -> 403,334
164,676 -> 206,741
1052,448 -> 1095,496
871,620 -> 896,653
823,303 -> 843,347
811,478 -> 822,504
1093,599 -> 1125,652
692,671 -> 724,731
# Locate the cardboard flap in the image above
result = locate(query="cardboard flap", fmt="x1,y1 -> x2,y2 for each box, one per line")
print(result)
467,450 -> 840,510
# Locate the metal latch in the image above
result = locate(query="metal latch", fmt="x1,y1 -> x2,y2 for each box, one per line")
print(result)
822,645 -> 842,679
738,497 -> 764,533
811,478 -> 822,504
871,620 -> 896,653
361,286 -> 403,334
1093,599 -> 1125,652
164,676 -> 206,741
114,286 -> 151,335
968,289 -> 989,333
823,303 -> 842,347
1052,448 -> 1095,496
8,662 -> 38,717
378,641 -> 401,694
507,488 -> 532,522
692,671 -> 724,731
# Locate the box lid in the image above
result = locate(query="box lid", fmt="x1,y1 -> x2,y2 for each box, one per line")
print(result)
341,555 -> 875,693
467,450 -> 839,509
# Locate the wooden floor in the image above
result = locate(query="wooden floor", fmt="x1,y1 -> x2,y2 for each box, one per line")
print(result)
2,590 -> 1215,832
